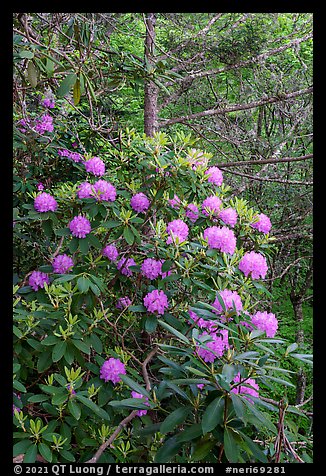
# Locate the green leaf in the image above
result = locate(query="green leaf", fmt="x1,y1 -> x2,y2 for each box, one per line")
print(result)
102,220 -> 121,229
123,226 -> 134,245
129,305 -> 146,313
18,50 -> 34,59
158,319 -> 188,343
37,350 -> 52,372
75,395 -> 110,420
88,234 -> 102,249
160,407 -> 190,434
52,391 -> 68,406
57,73 -> 77,97
23,444 -> 38,463
71,338 -> 90,354
162,260 -> 173,273
191,439 -> 216,461
38,443 -> 52,462
230,393 -> 245,421
41,335 -> 60,346
52,274 -> 77,284
13,439 -> 32,457
52,341 -> 67,362
79,238 -> 89,255
176,423 -> 202,443
165,381 -> 190,401
154,436 -> 182,463
28,395 -> 49,403
238,431 -> 268,463
13,380 -> 26,393
73,79 -> 81,105
77,276 -> 90,293
89,334 -> 103,354
120,374 -> 150,398
108,398 -> 149,410
68,399 -> 81,420
27,61 -> 38,87
224,427 -> 240,462
145,315 -> 158,333
202,396 -> 224,434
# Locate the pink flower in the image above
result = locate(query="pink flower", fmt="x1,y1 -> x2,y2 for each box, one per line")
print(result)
141,258 -> 162,280
35,114 -> 54,134
131,391 -> 150,417
196,330 -> 229,363
93,180 -> 116,202
219,208 -> 238,228
100,358 -> 126,384
251,311 -> 278,337
188,310 -> 218,333
116,296 -> 132,309
205,166 -> 223,186
212,289 -> 243,316
42,98 -> 55,108
130,193 -> 150,213
69,215 -> 91,238
166,219 -> 189,245
251,213 -> 272,234
37,183 -> 44,191
231,373 -> 259,403
34,192 -> 58,213
28,271 -> 50,291
84,157 -> 105,176
102,244 -> 119,261
52,254 -> 74,274
239,251 -> 268,280
203,226 -> 236,254
168,195 -> 181,209
117,258 -> 137,277
202,195 -> 222,216
186,203 -> 199,223
143,289 -> 169,315
77,182 -> 93,199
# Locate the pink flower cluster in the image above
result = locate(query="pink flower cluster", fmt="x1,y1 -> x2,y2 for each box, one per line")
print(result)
35,114 -> 54,134
34,192 -> 58,213
69,215 -> 91,238
251,213 -> 272,234
205,166 -> 223,186
141,258 -> 162,280
202,195 -> 222,216
231,373 -> 259,403
42,98 -> 55,109
130,193 -> 150,213
100,357 -> 126,384
219,208 -> 238,228
196,329 -> 229,363
116,296 -> 132,309
58,149 -> 82,163
131,391 -> 149,417
203,226 -> 236,254
143,289 -> 169,315
168,195 -> 181,209
251,311 -> 278,337
239,251 -> 268,279
186,203 -> 199,223
29,271 -> 50,291
77,180 -> 116,202
102,244 -> 119,261
166,219 -> 189,245
84,157 -> 105,176
212,289 -> 243,316
188,310 -> 218,333
117,257 -> 137,277
52,254 -> 74,274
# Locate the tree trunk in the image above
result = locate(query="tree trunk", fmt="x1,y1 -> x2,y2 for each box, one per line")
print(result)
144,13 -> 158,137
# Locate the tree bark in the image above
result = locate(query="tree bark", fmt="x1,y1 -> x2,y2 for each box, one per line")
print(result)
144,13 -> 158,137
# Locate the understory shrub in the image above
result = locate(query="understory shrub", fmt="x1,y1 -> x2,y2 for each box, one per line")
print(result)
13,102 -> 313,463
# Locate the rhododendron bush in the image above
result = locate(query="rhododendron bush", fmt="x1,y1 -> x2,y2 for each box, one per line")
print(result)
13,114 -> 311,463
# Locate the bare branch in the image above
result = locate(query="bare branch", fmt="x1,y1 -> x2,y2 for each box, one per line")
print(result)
159,87 -> 313,127
217,153 -> 313,168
